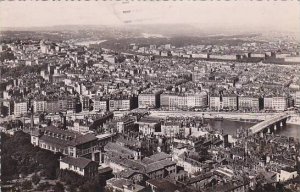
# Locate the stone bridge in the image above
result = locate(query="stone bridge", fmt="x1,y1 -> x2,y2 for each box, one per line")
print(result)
249,112 -> 292,136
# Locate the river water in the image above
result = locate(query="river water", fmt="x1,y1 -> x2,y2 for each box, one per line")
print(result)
207,119 -> 300,140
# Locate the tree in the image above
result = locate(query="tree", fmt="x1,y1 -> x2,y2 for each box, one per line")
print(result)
21,180 -> 33,190
2,132 -> 60,181
79,179 -> 101,192
37,182 -> 51,191
32,173 -> 41,185
53,182 -> 65,192
0,105 -> 9,117
59,169 -> 86,188
1,154 -> 18,181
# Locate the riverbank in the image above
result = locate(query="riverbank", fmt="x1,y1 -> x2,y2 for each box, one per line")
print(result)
287,114 -> 300,125
149,111 -> 276,121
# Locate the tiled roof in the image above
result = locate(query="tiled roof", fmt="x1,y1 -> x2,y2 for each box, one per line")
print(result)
146,179 -> 178,192
146,159 -> 176,174
44,125 -> 80,138
61,156 -> 97,169
69,133 -> 98,146
148,152 -> 171,162
40,134 -> 70,148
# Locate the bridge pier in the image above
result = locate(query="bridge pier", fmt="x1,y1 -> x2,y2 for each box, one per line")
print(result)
263,128 -> 268,136
275,122 -> 281,132
268,127 -> 271,134
268,125 -> 275,134
282,118 -> 287,127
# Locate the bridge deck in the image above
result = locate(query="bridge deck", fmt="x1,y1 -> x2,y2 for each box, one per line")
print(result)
249,113 -> 289,134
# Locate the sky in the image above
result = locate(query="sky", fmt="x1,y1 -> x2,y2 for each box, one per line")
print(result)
0,1 -> 299,33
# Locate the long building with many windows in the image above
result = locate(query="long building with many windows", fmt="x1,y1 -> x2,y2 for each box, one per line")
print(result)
31,125 -> 115,162
160,92 -> 208,110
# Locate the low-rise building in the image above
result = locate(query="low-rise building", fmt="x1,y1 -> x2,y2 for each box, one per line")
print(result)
106,178 -> 146,192
277,168 -> 298,182
60,156 -> 98,177
160,121 -> 184,138
31,125 -> 111,162
117,117 -> 136,133
136,117 -> 161,136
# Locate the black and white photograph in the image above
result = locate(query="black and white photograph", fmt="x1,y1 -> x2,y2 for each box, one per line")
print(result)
0,1 -> 300,192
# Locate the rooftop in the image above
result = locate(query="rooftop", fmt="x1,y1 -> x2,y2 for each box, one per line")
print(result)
61,156 -> 97,169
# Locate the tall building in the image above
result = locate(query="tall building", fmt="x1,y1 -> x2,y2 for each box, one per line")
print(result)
295,91 -> 300,108
14,100 -> 28,116
264,96 -> 288,111
160,92 -> 208,110
209,95 -> 221,111
238,96 -> 261,111
40,40 -> 50,54
45,100 -> 60,113
33,100 -> 46,113
264,97 -> 273,110
81,96 -> 90,111
138,91 -> 161,109
93,98 -> 108,112
272,96 -> 288,111
109,99 -> 130,111
222,95 -> 238,110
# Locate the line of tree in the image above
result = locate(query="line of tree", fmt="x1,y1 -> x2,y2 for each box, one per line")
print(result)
1,131 -> 61,182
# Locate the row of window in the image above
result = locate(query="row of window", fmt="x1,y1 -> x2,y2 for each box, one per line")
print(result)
40,143 -> 68,154
68,164 -> 84,172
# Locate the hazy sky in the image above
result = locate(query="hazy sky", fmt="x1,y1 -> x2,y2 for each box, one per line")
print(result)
0,1 -> 299,32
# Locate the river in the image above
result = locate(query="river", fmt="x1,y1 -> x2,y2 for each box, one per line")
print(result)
207,119 -> 300,140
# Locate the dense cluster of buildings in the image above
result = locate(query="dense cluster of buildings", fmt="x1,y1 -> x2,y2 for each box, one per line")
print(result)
1,38 -> 300,118
131,41 -> 300,64
26,113 -> 300,192
1,38 -> 300,192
